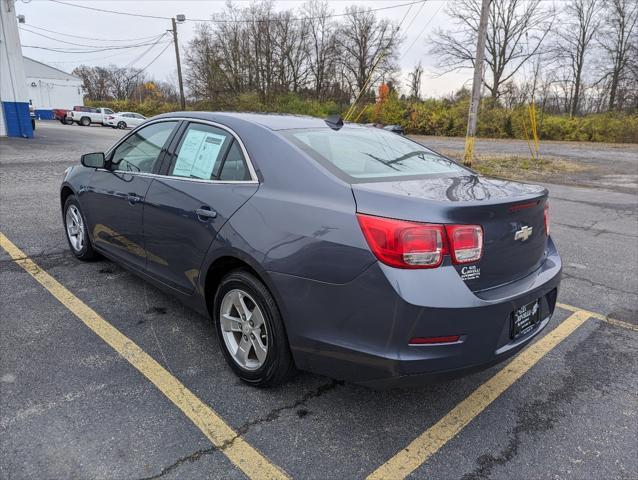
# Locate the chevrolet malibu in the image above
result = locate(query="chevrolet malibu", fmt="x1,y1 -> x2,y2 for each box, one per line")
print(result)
60,113 -> 561,388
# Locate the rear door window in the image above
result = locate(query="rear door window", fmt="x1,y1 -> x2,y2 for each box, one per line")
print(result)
219,141 -> 250,181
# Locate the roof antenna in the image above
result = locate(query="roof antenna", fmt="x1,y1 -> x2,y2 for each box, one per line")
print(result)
325,114 -> 343,131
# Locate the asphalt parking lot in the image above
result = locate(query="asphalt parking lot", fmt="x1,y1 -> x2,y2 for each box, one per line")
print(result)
1,121 -> 637,480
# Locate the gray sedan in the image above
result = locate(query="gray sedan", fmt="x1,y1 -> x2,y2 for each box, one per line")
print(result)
60,112 -> 561,388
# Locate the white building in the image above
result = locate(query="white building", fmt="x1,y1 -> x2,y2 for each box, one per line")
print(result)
24,57 -> 84,119
0,0 -> 31,137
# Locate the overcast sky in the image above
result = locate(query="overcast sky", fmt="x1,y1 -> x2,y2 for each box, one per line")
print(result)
15,0 -> 472,97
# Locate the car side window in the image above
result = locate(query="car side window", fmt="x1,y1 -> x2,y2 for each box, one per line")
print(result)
219,141 -> 251,181
110,121 -> 177,173
170,124 -> 232,180
104,109 -> 114,115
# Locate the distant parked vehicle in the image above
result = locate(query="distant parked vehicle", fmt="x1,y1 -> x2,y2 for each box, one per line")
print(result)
383,124 -> 405,135
29,104 -> 35,130
53,108 -> 73,124
66,107 -> 115,127
105,112 -> 147,129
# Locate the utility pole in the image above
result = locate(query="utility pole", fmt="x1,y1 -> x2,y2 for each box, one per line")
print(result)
463,0 -> 491,167
171,15 -> 186,110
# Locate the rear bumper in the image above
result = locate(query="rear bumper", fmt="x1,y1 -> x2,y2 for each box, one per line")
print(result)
270,237 -> 561,388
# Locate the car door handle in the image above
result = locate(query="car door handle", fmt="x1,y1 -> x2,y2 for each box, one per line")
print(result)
127,194 -> 142,205
195,207 -> 217,220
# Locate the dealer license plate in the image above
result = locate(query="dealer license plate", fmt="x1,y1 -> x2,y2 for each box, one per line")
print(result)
510,299 -> 541,339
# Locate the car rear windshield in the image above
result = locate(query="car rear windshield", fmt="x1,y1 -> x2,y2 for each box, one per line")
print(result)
282,127 -> 466,181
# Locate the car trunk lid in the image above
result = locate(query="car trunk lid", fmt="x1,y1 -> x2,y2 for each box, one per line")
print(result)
352,174 -> 548,291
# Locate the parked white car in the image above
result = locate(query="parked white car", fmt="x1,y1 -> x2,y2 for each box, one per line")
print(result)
105,112 -> 147,129
66,107 -> 115,126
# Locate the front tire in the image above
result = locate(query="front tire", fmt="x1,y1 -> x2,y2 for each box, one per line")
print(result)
63,195 -> 98,261
117,121 -> 127,129
214,270 -> 295,387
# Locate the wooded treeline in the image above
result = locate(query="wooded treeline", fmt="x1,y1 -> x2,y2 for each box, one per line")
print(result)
184,1 -> 402,107
74,0 -> 638,142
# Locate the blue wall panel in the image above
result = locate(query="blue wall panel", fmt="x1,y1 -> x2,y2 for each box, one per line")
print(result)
34,109 -> 54,120
2,102 -> 33,138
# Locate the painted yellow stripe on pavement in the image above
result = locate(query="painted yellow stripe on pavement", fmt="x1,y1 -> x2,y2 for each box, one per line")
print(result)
0,233 -> 288,480
558,302 -> 637,332
367,309 -> 591,480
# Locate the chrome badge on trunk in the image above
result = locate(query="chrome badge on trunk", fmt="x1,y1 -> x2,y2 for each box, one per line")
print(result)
514,225 -> 533,241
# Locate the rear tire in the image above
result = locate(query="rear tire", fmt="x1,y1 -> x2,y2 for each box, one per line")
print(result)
80,117 -> 90,126
214,270 -> 295,387
63,195 -> 98,261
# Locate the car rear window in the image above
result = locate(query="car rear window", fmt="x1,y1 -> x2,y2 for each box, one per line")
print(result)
282,127 -> 466,181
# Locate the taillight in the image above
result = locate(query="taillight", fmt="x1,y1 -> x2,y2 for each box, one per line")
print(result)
357,214 -> 446,268
445,225 -> 483,264
544,202 -> 550,236
107,115 -> 114,119
356,213 -> 483,269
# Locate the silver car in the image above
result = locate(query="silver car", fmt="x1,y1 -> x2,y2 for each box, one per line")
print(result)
106,112 -> 147,129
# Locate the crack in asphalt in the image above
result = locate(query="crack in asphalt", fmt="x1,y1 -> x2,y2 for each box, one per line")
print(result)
462,323 -> 636,480
0,249 -> 69,266
561,270 -> 637,296
554,221 -> 638,238
137,380 -> 341,479
551,196 -> 637,213
137,446 -> 217,480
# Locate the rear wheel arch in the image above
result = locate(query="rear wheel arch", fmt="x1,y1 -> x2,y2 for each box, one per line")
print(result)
204,256 -> 263,316
203,255 -> 289,327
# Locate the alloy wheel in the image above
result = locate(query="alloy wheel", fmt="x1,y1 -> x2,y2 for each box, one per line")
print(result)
219,289 -> 268,370
65,204 -> 85,252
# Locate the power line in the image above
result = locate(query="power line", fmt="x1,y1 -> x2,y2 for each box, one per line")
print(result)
401,1 -> 443,58
49,0 -> 432,23
18,26 -> 166,49
21,40 -> 172,54
127,41 -> 173,81
122,34 -> 170,70
19,23 -> 166,43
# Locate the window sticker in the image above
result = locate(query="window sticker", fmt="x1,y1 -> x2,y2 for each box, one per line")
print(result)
173,129 -> 226,180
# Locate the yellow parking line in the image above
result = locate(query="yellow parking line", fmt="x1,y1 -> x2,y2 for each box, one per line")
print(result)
557,302 -> 637,332
0,233 -> 288,480
367,309 -> 591,480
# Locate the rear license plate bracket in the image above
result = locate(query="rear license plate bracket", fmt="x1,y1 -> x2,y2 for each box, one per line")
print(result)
510,299 -> 541,339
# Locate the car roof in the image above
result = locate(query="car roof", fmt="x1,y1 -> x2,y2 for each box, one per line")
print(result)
152,111 -> 366,131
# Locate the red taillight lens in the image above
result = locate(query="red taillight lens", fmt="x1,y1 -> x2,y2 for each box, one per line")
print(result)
357,214 -> 484,269
445,225 -> 483,264
107,115 -> 114,119
357,214 -> 446,268
544,202 -> 550,236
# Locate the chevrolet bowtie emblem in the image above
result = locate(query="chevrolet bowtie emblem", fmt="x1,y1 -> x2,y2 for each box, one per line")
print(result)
514,225 -> 533,241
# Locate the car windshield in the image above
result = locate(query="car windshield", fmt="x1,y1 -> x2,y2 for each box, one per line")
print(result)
282,127 -> 466,181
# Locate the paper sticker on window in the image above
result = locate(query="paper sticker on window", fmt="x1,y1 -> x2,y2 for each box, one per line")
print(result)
173,129 -> 226,180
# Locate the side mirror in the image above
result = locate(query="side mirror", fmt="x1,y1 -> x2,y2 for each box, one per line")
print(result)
81,152 -> 105,168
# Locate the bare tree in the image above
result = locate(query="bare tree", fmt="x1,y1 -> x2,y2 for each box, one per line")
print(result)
555,0 -> 603,116
303,0 -> 338,99
429,0 -> 554,100
335,6 -> 401,98
598,0 -> 638,110
407,62 -> 423,100
72,65 -> 145,101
